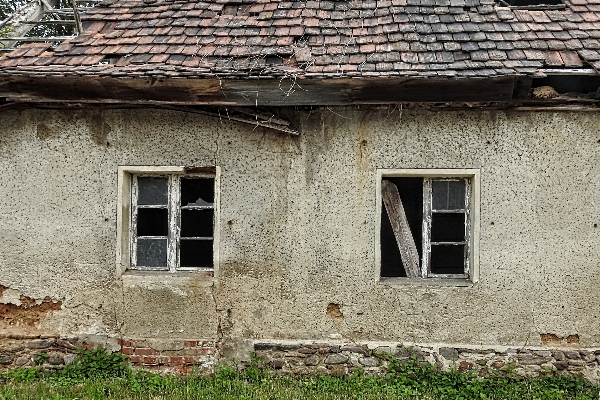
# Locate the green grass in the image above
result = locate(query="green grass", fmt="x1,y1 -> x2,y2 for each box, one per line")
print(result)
1,348 -> 599,400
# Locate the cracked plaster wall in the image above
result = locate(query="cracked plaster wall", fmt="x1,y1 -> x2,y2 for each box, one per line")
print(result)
0,107 -> 598,347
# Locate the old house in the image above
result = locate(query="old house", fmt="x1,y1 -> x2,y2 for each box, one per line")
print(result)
0,0 -> 599,377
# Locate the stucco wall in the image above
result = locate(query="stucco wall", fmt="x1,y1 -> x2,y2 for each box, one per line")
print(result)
0,107 -> 598,347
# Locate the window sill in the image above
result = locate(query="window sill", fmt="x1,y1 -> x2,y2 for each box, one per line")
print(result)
120,270 -> 215,288
379,277 -> 474,287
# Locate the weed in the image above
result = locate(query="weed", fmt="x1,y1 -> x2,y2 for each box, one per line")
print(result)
33,353 -> 48,365
54,346 -> 129,382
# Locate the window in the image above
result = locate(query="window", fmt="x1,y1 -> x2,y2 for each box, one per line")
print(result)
377,170 -> 479,283
117,166 -> 219,274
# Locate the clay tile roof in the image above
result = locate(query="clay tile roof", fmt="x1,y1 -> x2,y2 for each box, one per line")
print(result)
0,0 -> 599,79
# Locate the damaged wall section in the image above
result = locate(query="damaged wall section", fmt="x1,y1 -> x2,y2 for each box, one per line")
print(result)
0,285 -> 62,334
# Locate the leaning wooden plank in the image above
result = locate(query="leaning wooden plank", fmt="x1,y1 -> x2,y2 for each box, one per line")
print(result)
381,180 -> 420,278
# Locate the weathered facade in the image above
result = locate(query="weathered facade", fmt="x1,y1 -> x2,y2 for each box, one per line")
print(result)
0,0 -> 599,379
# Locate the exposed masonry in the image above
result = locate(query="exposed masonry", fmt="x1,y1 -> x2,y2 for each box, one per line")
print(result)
250,342 -> 600,382
3,337 -> 600,382
0,286 -> 62,334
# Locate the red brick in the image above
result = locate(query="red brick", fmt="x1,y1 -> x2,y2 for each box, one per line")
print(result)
184,340 -> 198,348
169,356 -> 184,364
192,347 -> 215,355
183,357 -> 197,364
129,355 -> 142,363
134,348 -> 157,356
143,356 -> 157,365
121,347 -> 134,355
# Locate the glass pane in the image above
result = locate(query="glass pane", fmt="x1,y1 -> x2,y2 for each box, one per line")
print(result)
137,208 -> 168,237
430,244 -> 465,275
138,177 -> 168,205
181,209 -> 213,237
431,213 -> 465,242
180,239 -> 213,268
432,180 -> 465,210
181,178 -> 214,207
136,238 -> 167,268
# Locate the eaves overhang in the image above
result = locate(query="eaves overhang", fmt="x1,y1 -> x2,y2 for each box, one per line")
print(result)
0,75 -> 527,106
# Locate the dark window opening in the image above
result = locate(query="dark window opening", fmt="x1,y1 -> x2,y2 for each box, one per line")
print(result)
380,177 -> 422,278
380,176 -> 470,279
430,245 -> 465,275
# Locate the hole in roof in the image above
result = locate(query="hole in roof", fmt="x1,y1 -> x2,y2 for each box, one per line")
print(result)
221,5 -> 239,15
100,55 -> 123,65
532,74 -> 600,96
496,0 -> 565,9
294,36 -> 308,47
265,55 -> 283,66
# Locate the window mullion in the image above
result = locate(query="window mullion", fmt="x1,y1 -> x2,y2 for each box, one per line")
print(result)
464,179 -> 471,277
168,176 -> 181,272
131,175 -> 139,269
422,179 -> 432,278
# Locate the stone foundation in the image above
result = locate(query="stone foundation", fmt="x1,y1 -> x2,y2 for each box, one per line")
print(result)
252,342 -> 600,382
2,336 -> 600,382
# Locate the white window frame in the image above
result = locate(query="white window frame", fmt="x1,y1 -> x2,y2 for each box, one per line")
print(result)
116,166 -> 220,275
376,169 -> 480,285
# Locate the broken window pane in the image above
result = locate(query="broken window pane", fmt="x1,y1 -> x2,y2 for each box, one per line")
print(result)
380,177 -> 423,278
431,213 -> 466,242
136,238 -> 168,268
180,239 -> 213,268
137,208 -> 169,237
430,244 -> 465,275
181,178 -> 214,207
138,177 -> 168,205
181,209 -> 214,238
432,180 -> 465,211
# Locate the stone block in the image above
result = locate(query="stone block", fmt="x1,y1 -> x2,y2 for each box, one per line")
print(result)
0,355 -> 14,365
340,346 -> 367,354
47,353 -> 64,365
269,358 -> 285,369
533,350 -> 552,357
330,365 -> 347,376
15,356 -> 29,367
56,339 -> 77,350
439,347 -> 459,361
553,361 -> 568,370
298,348 -> 317,354
564,351 -> 581,359
305,355 -> 319,366
27,339 -> 54,349
358,357 -> 379,367
324,354 -> 348,365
